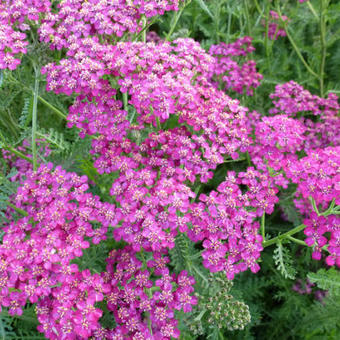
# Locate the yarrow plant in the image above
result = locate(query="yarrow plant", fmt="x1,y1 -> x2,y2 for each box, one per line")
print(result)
0,0 -> 339,339
209,37 -> 263,95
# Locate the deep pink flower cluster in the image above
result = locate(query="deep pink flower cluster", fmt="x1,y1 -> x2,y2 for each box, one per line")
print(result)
39,0 -> 181,50
270,81 -> 339,117
249,114 -> 306,187
3,0 -> 338,332
0,163 -> 123,338
264,10 -> 288,40
285,147 -> 340,266
101,247 -> 196,339
269,81 -> 340,150
110,154 -> 194,252
44,38 -> 253,179
303,213 -> 340,267
286,146 -> 339,213
41,32 -> 270,292
36,269 -> 110,339
188,167 -> 278,279
41,37 -> 111,96
0,0 -> 50,69
209,37 -> 263,95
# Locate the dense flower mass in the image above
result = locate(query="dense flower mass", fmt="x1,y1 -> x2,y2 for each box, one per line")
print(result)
188,167 -> 278,279
0,0 -> 51,69
209,37 -> 263,95
1,0 -> 340,338
249,114 -> 306,187
39,0 -> 182,50
269,81 -> 340,150
285,147 -> 340,266
286,146 -> 340,213
0,163 -> 118,337
102,247 -> 196,339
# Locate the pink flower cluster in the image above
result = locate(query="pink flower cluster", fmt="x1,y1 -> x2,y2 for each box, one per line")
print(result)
188,167 -> 278,279
40,28 -> 271,307
0,160 -> 197,339
102,247 -> 196,339
285,147 -> 340,266
0,0 -> 51,69
43,38 -> 253,179
39,0 -> 181,50
265,10 -> 289,40
249,114 -> 306,187
2,0 -> 339,336
1,0 -> 182,70
209,37 -> 263,95
269,81 -> 340,150
270,81 -> 339,117
0,163 -> 119,337
303,213 -> 340,266
286,146 -> 340,213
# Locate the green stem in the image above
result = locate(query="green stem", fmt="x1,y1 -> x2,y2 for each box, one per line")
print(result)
311,197 -> 338,217
191,184 -> 201,203
133,17 -> 158,42
156,116 -> 161,131
32,66 -> 39,171
0,131 -> 33,163
37,95 -> 67,120
276,4 -> 320,80
319,0 -> 327,97
306,1 -> 319,20
141,15 -> 147,43
244,0 -> 251,36
123,91 -> 128,112
165,4 -> 186,41
287,235 -> 307,246
285,29 -> 320,80
263,224 -> 306,248
310,197 -> 320,215
1,145 -> 33,163
6,202 -> 29,216
246,151 -> 252,166
264,0 -> 270,61
261,212 -> 265,239
224,157 -> 246,163
287,235 -> 330,253
254,0 -> 262,15
8,75 -> 67,120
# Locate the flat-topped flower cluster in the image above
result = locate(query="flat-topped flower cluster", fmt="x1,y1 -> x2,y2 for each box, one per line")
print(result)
0,0 -> 339,339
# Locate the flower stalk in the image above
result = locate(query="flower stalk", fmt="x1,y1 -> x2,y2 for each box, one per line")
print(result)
32,65 -> 39,171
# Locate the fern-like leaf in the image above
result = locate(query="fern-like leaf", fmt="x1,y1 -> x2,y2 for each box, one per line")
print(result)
273,242 -> 296,279
18,97 -> 32,129
194,0 -> 214,20
36,128 -> 70,153
307,268 -> 340,294
301,294 -> 340,338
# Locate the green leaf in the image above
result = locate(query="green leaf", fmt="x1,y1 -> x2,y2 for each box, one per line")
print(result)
194,0 -> 214,20
0,70 -> 3,88
36,128 -> 70,153
307,268 -> 340,293
273,242 -> 296,280
18,97 -> 33,129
